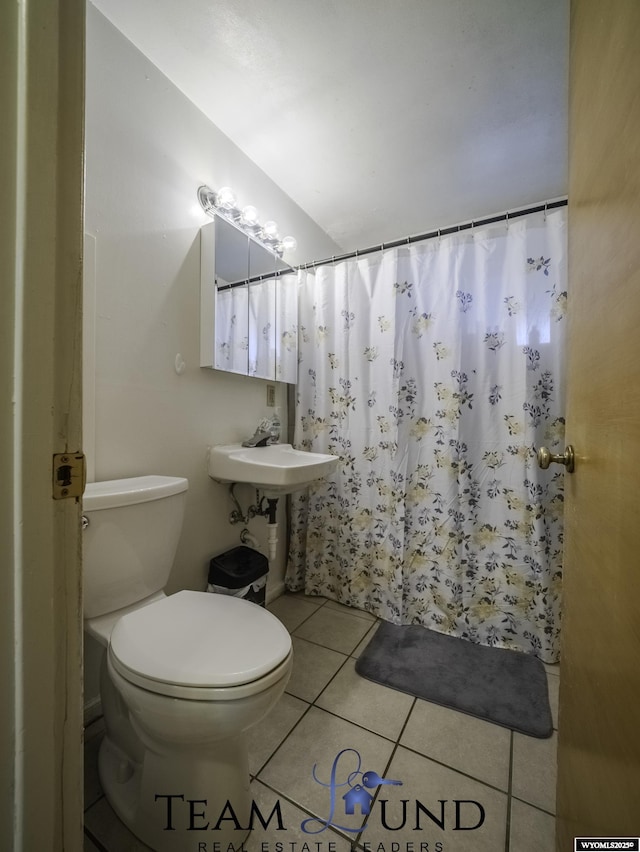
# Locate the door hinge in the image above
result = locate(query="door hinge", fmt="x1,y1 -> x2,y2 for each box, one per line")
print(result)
52,452 -> 86,500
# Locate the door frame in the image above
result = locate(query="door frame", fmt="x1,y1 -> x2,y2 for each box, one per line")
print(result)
0,0 -> 85,849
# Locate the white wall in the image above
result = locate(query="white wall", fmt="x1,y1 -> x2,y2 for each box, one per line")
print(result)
83,4 -> 340,714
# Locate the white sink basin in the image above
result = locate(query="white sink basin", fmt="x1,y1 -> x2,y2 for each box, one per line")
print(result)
208,443 -> 339,495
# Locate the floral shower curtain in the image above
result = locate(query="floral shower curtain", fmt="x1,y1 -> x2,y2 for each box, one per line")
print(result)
286,208 -> 567,662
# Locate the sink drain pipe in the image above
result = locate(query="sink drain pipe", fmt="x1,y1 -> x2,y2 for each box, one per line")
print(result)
229,487 -> 280,562
265,498 -> 278,562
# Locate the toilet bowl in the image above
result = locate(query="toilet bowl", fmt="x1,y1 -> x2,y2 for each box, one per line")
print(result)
83,476 -> 292,852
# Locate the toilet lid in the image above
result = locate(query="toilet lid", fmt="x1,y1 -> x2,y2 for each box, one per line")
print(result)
109,590 -> 291,689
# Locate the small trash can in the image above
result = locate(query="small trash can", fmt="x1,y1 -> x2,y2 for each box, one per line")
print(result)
206,545 -> 268,607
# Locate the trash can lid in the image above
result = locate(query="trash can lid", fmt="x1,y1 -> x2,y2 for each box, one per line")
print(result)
109,590 -> 290,688
208,545 -> 269,588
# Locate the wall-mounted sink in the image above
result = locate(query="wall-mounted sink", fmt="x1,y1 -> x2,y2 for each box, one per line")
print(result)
208,443 -> 339,495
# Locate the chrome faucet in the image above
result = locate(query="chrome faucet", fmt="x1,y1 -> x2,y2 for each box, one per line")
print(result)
241,429 -> 272,448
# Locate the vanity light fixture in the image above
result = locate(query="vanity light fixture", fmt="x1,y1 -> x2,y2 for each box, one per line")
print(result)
262,220 -> 279,240
197,185 -> 296,258
215,186 -> 236,210
240,205 -> 259,228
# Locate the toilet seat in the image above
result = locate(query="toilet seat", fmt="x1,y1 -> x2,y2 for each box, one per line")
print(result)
108,590 -> 291,698
108,647 -> 292,701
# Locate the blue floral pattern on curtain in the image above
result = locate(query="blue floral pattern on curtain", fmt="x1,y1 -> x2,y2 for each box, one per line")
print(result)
286,209 -> 567,662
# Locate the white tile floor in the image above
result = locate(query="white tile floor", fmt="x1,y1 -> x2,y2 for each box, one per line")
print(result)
84,593 -> 558,851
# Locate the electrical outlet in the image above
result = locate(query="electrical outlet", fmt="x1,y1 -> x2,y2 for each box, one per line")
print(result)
266,383 -> 276,407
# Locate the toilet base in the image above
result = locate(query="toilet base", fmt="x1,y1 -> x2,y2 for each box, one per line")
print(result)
99,731 -> 251,852
95,630 -> 292,851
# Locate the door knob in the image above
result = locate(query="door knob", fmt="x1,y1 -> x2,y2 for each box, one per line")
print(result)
537,445 -> 575,473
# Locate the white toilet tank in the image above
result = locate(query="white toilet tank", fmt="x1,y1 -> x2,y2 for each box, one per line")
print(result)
83,475 -> 188,620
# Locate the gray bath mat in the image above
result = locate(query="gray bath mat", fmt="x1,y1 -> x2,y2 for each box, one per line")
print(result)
355,622 -> 553,738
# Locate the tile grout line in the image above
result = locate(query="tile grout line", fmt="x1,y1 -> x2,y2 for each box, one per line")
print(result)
288,631 -> 370,656
84,791 -> 106,815
283,620 -> 364,703
396,696 -> 418,744
251,698 -> 315,779
353,700 -> 417,848
309,649 -> 355,705
394,739 -> 513,798
84,824 -> 109,852
301,703 -> 401,748
287,696 -> 515,800
250,776 -> 357,845
255,636 -> 410,849
243,600 -> 352,821
265,649 -> 415,847
504,729 -> 514,852
287,613 -> 376,662
323,601 -> 380,620
276,601 -> 328,634
510,794 -> 556,818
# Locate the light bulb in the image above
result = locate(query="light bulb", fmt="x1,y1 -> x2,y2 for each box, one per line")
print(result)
281,235 -> 297,253
263,220 -> 279,239
241,205 -> 259,227
215,186 -> 236,210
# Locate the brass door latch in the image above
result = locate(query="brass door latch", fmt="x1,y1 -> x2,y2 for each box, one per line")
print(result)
52,452 -> 86,499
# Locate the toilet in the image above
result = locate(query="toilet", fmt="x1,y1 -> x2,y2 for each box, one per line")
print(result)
83,475 -> 292,852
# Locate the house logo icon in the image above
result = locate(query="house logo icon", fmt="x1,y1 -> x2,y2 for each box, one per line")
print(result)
301,748 -> 402,834
343,783 -> 374,815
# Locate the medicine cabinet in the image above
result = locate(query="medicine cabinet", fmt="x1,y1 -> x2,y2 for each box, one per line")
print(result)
200,216 -> 298,383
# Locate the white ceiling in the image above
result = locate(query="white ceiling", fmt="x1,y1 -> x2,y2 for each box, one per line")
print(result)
91,0 -> 569,253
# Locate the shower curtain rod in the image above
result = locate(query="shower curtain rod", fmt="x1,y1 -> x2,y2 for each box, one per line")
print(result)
217,198 -> 568,289
299,197 -> 568,270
